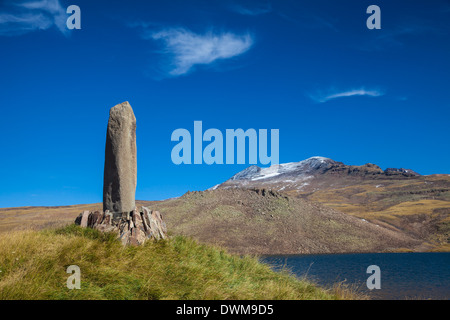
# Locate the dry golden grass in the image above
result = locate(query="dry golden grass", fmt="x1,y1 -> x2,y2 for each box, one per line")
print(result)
366,200 -> 449,217
296,177 -> 450,250
0,201 -> 154,234
0,203 -> 102,233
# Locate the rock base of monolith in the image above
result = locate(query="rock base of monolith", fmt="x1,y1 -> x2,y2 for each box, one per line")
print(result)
75,207 -> 167,246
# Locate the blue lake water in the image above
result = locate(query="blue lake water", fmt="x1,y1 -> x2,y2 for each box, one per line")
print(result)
261,252 -> 449,300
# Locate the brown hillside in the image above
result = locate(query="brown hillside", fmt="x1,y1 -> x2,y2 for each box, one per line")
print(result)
150,188 -> 424,254
0,189 -> 425,255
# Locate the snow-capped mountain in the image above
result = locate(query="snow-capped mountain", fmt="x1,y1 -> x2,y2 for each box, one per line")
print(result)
213,156 -> 421,192
230,156 -> 336,181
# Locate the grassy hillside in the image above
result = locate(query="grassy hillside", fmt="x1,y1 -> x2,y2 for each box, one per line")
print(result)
0,225 -> 358,300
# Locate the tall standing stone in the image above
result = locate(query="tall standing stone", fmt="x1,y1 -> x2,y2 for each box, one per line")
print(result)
76,100 -> 167,245
103,101 -> 137,216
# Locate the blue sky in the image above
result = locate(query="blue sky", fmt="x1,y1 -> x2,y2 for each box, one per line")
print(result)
0,0 -> 449,207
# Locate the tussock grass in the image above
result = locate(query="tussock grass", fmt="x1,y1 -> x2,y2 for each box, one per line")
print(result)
0,225 -> 360,300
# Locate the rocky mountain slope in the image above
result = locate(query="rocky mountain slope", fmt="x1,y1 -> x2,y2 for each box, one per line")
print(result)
149,188 -> 424,254
214,157 -> 450,251
215,156 -> 421,192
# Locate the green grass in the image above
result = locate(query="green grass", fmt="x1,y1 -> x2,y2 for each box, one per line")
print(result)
0,225 -> 361,300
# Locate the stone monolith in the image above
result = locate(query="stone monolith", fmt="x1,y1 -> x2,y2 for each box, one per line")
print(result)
103,101 -> 137,216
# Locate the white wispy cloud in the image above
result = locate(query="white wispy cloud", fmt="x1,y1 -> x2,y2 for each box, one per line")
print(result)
0,0 -> 68,36
147,28 -> 254,76
310,88 -> 385,103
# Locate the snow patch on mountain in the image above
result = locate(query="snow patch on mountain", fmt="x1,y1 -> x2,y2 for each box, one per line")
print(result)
230,156 -> 333,182
251,165 -> 283,181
